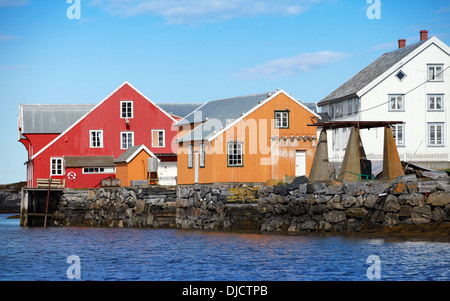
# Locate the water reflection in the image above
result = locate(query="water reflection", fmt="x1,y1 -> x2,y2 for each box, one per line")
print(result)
0,214 -> 449,281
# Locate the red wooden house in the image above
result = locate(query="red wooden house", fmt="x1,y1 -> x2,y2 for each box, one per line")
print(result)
18,82 -> 198,188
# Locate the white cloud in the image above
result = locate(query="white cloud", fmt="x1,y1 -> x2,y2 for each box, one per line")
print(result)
0,65 -> 33,71
91,0 -> 323,24
436,4 -> 450,14
0,34 -> 20,42
0,0 -> 29,7
236,51 -> 349,79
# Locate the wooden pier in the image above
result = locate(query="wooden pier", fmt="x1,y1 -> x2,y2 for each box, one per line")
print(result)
20,188 -> 64,227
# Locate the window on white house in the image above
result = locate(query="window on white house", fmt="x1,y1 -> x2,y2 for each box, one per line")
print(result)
121,101 -> 133,118
332,129 -> 338,151
347,99 -> 353,115
83,167 -> 115,174
121,132 -> 134,149
428,95 -> 444,111
152,130 -> 165,147
428,123 -> 444,147
396,70 -> 406,81
330,105 -> 335,118
389,95 -> 404,111
227,141 -> 243,167
335,102 -> 343,117
200,143 -> 205,168
274,111 -> 289,129
342,128 -> 351,150
428,64 -> 444,82
51,158 -> 64,176
90,130 -> 103,148
188,144 -> 193,168
391,124 -> 405,147
355,98 -> 360,113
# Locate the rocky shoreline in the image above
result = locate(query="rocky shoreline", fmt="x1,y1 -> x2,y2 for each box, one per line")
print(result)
0,182 -> 25,213
176,179 -> 450,236
13,178 -> 450,239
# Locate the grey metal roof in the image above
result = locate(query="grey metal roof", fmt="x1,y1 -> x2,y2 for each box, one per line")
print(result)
303,103 -> 318,113
19,104 -> 95,137
318,39 -> 429,105
18,102 -> 201,140
64,156 -> 115,167
114,145 -> 149,163
176,92 -> 275,142
158,103 -> 202,118
177,92 -> 274,126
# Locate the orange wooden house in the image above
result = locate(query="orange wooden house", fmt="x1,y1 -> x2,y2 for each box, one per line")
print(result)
175,90 -> 320,185
114,145 -> 159,187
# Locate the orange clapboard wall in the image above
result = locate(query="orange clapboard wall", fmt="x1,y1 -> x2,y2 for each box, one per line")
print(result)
177,92 -> 318,185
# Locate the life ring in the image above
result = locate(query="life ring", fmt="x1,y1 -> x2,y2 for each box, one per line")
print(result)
68,171 -> 77,181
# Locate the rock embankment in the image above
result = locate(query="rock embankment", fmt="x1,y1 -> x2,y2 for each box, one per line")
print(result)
176,179 -> 450,234
53,187 -> 177,228
21,178 -> 450,236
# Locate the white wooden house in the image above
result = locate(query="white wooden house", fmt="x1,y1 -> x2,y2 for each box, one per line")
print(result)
317,30 -> 450,170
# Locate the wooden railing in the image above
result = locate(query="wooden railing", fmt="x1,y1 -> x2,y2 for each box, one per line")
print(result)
36,178 -> 66,189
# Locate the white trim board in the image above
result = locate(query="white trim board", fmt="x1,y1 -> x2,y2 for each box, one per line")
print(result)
207,89 -> 320,142
358,37 -> 450,98
123,145 -> 158,164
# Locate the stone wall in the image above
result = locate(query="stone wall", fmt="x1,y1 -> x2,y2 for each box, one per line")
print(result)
52,186 -> 177,228
175,184 -> 262,231
33,178 -> 450,234
175,179 -> 450,233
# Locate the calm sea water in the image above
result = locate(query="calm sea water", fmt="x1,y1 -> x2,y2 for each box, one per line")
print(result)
0,214 -> 449,281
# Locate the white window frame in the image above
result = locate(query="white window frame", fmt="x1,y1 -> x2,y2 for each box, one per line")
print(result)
332,129 -> 338,151
388,94 -> 405,112
50,157 -> 64,176
396,70 -> 407,81
121,131 -> 134,149
427,64 -> 444,82
152,129 -> 165,148
347,99 -> 353,115
335,101 -> 343,117
391,123 -> 405,147
227,141 -> 243,167
120,101 -> 133,119
428,123 -> 445,147
200,143 -> 205,168
82,167 -> 116,174
354,98 -> 360,114
188,144 -> 193,169
274,111 -> 289,129
89,130 -> 103,148
427,94 -> 444,112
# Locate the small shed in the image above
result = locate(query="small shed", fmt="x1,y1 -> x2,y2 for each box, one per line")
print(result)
63,155 -> 116,188
115,145 -> 159,187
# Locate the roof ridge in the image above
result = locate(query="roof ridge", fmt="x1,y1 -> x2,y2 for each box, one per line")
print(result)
209,91 -> 274,103
318,37 -> 431,104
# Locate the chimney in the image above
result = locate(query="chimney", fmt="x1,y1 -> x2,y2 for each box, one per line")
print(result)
420,30 -> 428,41
398,39 -> 406,49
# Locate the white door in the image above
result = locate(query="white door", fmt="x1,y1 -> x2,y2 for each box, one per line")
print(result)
194,151 -> 199,184
295,151 -> 306,177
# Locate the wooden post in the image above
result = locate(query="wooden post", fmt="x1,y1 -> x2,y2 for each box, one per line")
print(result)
309,130 -> 330,182
338,127 -> 362,182
44,176 -> 51,228
382,126 -> 405,180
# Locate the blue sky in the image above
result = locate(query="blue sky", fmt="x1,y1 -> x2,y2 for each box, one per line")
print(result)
1,0 -> 450,184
